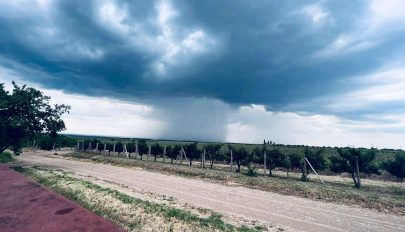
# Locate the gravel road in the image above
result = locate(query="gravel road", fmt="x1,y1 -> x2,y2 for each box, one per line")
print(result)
17,152 -> 405,232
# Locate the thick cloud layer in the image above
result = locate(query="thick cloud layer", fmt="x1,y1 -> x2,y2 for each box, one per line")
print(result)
1,0 -> 405,147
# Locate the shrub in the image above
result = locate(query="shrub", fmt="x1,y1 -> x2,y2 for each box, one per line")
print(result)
0,151 -> 13,163
246,162 -> 257,177
385,153 -> 405,181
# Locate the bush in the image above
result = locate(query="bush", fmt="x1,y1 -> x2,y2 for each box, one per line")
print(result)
385,153 -> 405,180
245,163 -> 257,177
0,152 -> 13,163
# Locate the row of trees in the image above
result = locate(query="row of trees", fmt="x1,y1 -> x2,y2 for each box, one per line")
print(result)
75,139 -> 405,187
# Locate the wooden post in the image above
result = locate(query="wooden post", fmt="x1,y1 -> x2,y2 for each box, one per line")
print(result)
263,151 -> 267,176
88,142 -> 92,151
303,155 -> 308,181
163,145 -> 166,163
148,145 -> 151,161
230,149 -> 233,172
124,145 -> 129,158
135,143 -> 138,159
200,150 -> 203,168
113,143 -> 116,155
81,141 -> 84,151
103,143 -> 106,155
355,155 -> 361,188
180,147 -> 184,165
76,141 -> 80,151
203,149 -> 206,168
95,143 -> 99,153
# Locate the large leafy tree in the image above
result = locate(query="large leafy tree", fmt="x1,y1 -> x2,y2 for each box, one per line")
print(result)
0,82 -> 70,155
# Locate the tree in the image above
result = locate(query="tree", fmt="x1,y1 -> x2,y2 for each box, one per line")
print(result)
116,141 -> 124,154
0,82 -> 70,155
232,146 -> 248,172
127,143 -> 136,155
185,142 -> 199,166
168,145 -> 182,164
334,148 -> 380,188
205,144 -> 221,169
137,140 -> 148,160
267,149 -> 286,176
151,143 -> 163,162
385,153 -> 405,181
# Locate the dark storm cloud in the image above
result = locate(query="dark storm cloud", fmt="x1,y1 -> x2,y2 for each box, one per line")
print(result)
1,0 -> 405,116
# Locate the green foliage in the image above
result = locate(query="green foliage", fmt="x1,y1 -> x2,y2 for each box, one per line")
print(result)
231,146 -> 248,172
0,82 -> 70,154
246,163 -> 257,177
0,151 -> 13,163
151,143 -> 163,161
137,140 -> 148,159
267,149 -> 287,176
204,144 -> 221,169
184,142 -> 199,165
385,153 -> 405,180
305,148 -> 327,171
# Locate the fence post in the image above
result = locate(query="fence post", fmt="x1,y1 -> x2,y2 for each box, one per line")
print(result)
230,149 -> 233,172
95,143 -> 99,153
148,145 -> 151,161
103,143 -> 106,155
203,149 -> 206,168
113,144 -> 116,156
263,151 -> 267,176
135,143 -> 138,159
76,141 -> 80,151
355,155 -> 361,188
124,145 -> 129,158
303,155 -> 308,181
163,145 -> 166,163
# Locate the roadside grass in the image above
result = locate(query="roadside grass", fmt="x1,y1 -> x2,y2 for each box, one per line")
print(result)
19,167 -> 260,232
0,151 -> 14,163
65,152 -> 405,215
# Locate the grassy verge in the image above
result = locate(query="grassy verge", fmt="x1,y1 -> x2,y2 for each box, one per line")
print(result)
66,152 -> 405,215
0,151 -> 14,163
19,167 -> 260,232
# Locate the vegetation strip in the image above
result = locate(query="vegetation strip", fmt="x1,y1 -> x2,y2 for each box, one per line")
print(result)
66,152 -> 405,216
19,167 -> 259,232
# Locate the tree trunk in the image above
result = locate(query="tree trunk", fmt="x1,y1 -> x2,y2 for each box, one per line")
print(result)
171,158 -> 174,164
268,160 -> 272,176
140,155 -> 143,160
189,159 -> 192,166
236,160 -> 241,172
210,158 -> 214,169
154,155 -> 157,162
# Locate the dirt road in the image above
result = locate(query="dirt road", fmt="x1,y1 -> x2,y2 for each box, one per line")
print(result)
17,152 -> 405,232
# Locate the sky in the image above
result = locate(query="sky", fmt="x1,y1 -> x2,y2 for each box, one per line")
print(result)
1,0 -> 405,148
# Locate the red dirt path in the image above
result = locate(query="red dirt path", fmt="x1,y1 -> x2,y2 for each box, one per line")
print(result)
0,165 -> 125,232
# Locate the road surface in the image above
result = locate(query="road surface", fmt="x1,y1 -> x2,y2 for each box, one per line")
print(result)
17,152 -> 405,232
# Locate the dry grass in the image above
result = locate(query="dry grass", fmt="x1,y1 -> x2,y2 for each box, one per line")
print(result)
20,167 -> 262,232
